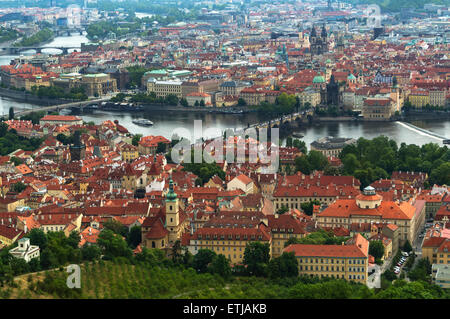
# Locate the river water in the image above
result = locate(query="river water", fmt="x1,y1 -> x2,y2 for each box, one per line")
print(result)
0,33 -> 449,147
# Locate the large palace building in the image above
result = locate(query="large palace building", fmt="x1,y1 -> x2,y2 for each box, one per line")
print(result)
315,186 -> 426,246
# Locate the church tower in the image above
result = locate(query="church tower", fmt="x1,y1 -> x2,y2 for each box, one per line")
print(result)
309,24 -> 328,56
165,177 -> 179,244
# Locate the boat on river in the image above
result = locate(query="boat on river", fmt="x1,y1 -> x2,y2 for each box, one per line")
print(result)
132,119 -> 153,126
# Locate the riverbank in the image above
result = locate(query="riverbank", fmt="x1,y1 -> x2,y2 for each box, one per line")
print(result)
0,87 -> 73,106
139,103 -> 255,114
403,110 -> 450,121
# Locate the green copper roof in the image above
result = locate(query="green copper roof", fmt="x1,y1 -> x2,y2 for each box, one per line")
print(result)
166,178 -> 177,201
313,75 -> 325,83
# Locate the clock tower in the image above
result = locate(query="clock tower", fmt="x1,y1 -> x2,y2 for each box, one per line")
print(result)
165,177 -> 179,243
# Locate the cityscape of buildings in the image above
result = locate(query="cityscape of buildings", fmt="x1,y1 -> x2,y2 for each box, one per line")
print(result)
0,0 -> 448,301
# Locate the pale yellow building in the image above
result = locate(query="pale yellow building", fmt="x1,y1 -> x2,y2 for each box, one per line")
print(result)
284,233 -> 369,284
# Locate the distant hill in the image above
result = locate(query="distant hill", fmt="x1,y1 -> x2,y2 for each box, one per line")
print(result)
348,0 -> 449,12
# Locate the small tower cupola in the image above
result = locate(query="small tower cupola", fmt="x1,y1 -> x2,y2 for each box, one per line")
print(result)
356,186 -> 382,209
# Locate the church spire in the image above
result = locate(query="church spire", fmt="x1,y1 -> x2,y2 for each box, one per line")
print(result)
166,176 -> 177,201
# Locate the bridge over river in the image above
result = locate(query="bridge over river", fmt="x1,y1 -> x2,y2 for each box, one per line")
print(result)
1,97 -> 110,120
0,46 -> 81,55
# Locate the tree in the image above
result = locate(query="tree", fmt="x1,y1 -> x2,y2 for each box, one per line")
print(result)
27,229 -> 48,251
11,182 -> 26,193
402,240 -> 412,253
209,254 -> 232,279
268,252 -> 298,279
156,142 -> 167,154
192,249 -> 216,273
97,229 -> 132,259
8,107 -> 14,120
243,242 -> 270,277
369,240 -> 385,260
286,137 -> 293,147
295,156 -> 311,174
342,153 -> 360,174
292,139 -> 307,154
9,258 -> 30,276
103,220 -> 128,237
237,98 -> 247,106
199,99 -> 205,107
180,98 -> 189,107
67,231 -> 81,249
277,205 -> 289,215
307,150 -> 329,171
132,134 -> 142,146
40,248 -> 58,269
429,162 -> 450,186
81,245 -> 101,261
10,156 -> 23,166
127,226 -> 142,249
300,200 -> 321,216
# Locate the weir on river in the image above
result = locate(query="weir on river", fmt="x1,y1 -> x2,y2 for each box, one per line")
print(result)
396,121 -> 449,143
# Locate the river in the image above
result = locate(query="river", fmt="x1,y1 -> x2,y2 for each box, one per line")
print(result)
0,33 -> 449,147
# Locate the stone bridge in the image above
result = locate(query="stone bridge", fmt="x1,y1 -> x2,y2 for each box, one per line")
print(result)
0,46 -> 81,55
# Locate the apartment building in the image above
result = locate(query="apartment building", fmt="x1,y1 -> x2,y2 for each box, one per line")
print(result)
147,78 -> 183,98
422,237 -> 450,264
184,223 -> 272,264
284,233 -> 369,284
362,98 -> 396,120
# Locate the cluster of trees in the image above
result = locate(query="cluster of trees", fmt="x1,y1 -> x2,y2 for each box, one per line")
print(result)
20,111 -> 47,124
347,0 -> 448,12
408,258 -> 432,282
91,1 -> 199,26
30,85 -> 88,101
130,92 -> 179,106
0,219 -> 144,288
294,150 -> 330,175
86,20 -> 142,40
10,181 -> 27,193
0,122 -> 43,156
252,93 -> 299,115
339,136 -> 450,188
285,137 -> 307,153
182,162 -> 225,185
110,92 -> 127,103
2,226 -> 450,299
126,66 -> 152,89
369,240 -> 385,264
299,200 -> 322,216
403,101 -> 448,112
15,28 -> 53,47
56,130 -> 87,145
284,229 -> 351,247
315,106 -> 357,117
0,27 -> 19,43
189,242 -> 297,280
